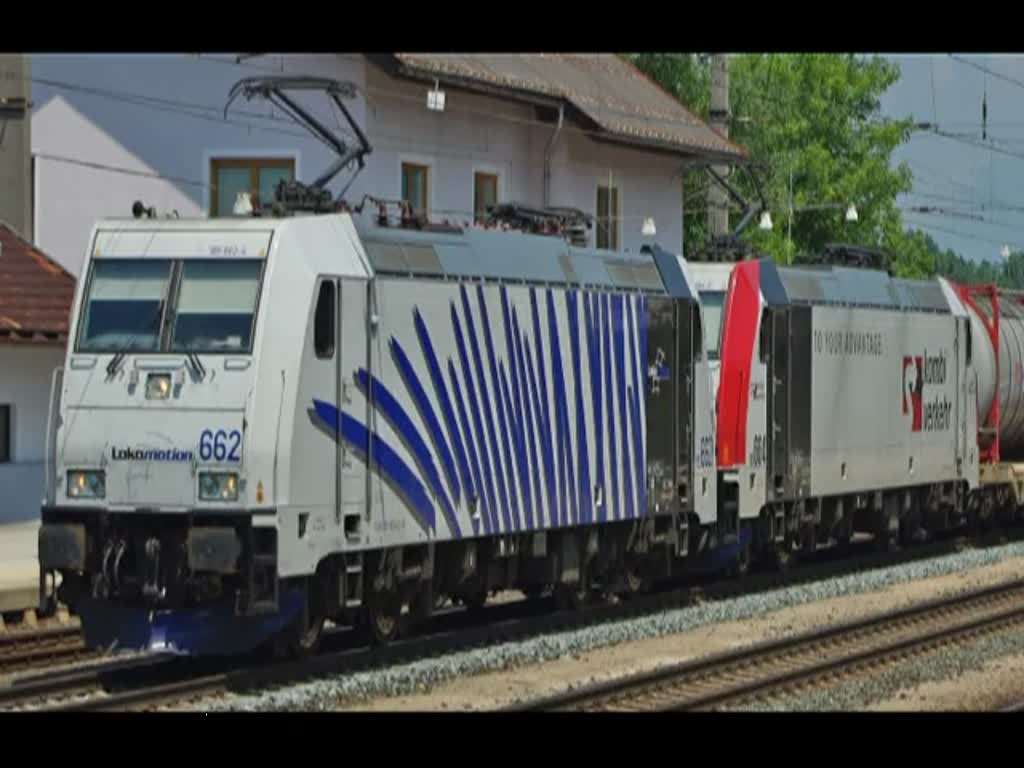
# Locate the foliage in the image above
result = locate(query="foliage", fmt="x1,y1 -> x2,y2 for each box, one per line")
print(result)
918,229 -> 1024,289
626,54 -> 925,275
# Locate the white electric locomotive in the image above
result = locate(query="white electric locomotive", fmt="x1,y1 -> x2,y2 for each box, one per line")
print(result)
699,247 -> 1024,569
37,207 -> 733,655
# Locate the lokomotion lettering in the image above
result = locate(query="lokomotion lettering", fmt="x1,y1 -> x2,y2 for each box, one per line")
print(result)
814,329 -> 884,357
111,446 -> 194,462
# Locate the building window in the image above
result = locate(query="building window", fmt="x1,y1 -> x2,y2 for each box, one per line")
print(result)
0,405 -> 10,463
210,157 -> 295,216
474,172 -> 498,223
596,184 -> 620,250
401,163 -> 430,216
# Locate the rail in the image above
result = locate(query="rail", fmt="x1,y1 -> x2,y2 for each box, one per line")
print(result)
512,578 -> 1024,712
19,531 -> 1012,712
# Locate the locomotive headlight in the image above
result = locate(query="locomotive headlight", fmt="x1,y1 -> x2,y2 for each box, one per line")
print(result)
199,472 -> 239,502
145,373 -> 171,400
67,470 -> 105,499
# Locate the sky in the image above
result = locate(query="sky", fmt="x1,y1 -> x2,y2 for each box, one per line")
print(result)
881,54 -> 1024,264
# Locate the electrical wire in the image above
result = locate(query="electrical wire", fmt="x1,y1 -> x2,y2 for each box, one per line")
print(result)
917,124 -> 1024,163
948,55 -> 1024,95
34,151 -> 209,188
30,54 -> 1024,253
25,58 -> 742,159
903,215 -> 1024,253
31,75 -> 312,130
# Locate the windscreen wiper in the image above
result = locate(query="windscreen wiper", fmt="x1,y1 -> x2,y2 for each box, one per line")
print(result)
105,346 -> 131,377
183,340 -> 206,382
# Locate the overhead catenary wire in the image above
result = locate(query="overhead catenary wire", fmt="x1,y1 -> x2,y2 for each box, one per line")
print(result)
30,55 -> 1024,255
25,58 -> 746,164
27,163 -> 681,228
30,76 -> 311,139
24,64 -> 730,206
28,54 -> 931,224
34,151 -> 210,189
904,188 -> 1024,216
903,215 -> 1024,253
913,124 -> 1024,163
907,159 -> 977,195
948,54 -> 1024,96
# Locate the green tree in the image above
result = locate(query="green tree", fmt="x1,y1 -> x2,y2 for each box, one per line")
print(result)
628,54 -> 921,274
898,228 -> 1024,290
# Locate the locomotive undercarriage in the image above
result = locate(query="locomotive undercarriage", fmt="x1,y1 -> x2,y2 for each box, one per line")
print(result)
51,477 -> 1024,656
300,506 -> 711,648
38,509 -> 276,621
39,503 -> 713,654
747,479 -> 1024,568
41,474 -> 1024,658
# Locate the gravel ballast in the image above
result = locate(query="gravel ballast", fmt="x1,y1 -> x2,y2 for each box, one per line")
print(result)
194,539 -> 1024,712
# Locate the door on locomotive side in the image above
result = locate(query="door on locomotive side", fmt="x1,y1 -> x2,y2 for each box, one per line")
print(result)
644,294 -> 679,517
338,276 -> 369,540
689,299 -> 718,526
643,245 -> 717,529
294,276 -> 341,518
765,305 -> 791,499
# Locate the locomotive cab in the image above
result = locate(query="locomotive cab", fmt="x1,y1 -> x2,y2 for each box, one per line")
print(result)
37,216 -> 334,655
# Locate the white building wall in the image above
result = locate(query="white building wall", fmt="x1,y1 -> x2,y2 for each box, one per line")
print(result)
31,53 -> 688,277
33,96 -> 203,276
363,65 -> 540,223
552,131 -> 685,256
31,54 -> 366,275
0,345 -> 64,523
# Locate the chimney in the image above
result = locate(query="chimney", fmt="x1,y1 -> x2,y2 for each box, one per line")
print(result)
0,55 -> 32,241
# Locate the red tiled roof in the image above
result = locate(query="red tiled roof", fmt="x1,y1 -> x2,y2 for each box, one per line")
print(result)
0,224 -> 75,345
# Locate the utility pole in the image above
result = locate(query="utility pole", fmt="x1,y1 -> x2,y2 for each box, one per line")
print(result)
707,53 -> 730,258
788,166 -> 794,264
0,54 -> 32,240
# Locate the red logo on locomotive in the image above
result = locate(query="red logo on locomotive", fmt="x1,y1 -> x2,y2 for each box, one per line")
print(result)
902,355 -> 923,432
902,349 -> 951,433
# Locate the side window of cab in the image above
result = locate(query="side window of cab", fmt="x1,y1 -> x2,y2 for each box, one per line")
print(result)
314,280 -> 336,359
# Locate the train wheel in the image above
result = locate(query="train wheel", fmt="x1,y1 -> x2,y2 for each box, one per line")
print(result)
521,584 -> 550,601
269,582 -> 327,659
874,534 -> 899,553
618,563 -> 648,599
731,542 -> 752,578
555,566 -> 591,610
461,590 -> 488,612
365,588 -> 403,645
293,612 -> 326,657
770,543 -> 792,573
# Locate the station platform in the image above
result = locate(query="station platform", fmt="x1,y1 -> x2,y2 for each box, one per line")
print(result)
0,520 -> 40,614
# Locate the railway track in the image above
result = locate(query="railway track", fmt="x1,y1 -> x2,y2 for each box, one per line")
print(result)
0,626 -> 93,676
4,530 -> 1016,711
513,578 -> 1024,712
